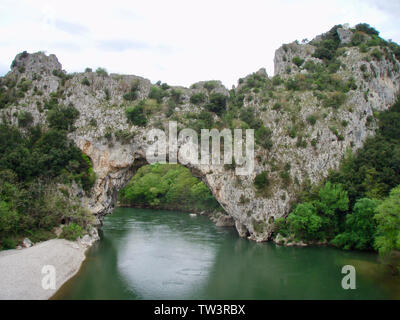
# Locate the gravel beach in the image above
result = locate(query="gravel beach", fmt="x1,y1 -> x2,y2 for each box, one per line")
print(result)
0,239 -> 92,300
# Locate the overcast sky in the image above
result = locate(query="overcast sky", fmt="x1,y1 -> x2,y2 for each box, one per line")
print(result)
0,0 -> 399,87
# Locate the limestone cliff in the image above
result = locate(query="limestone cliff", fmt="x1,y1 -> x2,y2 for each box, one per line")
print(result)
1,25 -> 400,241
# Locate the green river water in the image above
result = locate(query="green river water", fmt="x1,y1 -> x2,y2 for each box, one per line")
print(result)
53,208 -> 400,300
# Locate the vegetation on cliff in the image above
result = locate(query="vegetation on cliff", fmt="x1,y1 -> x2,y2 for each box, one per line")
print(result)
119,163 -> 221,213
275,98 -> 400,267
0,105 -> 96,249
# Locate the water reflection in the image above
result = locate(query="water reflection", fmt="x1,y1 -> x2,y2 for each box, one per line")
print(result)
117,225 -> 216,299
53,208 -> 399,300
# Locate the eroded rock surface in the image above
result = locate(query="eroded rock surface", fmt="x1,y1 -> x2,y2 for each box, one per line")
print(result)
2,26 -> 400,241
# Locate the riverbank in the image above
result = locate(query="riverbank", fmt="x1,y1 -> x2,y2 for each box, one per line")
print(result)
0,231 -> 99,300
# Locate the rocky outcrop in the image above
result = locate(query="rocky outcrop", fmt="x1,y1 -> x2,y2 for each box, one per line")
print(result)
2,25 -> 400,242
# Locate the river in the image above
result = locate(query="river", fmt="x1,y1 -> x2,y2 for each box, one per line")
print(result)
53,208 -> 400,300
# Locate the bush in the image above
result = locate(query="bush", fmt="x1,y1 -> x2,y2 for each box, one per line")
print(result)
371,48 -> 382,61
351,33 -> 365,46
123,81 -> 140,101
170,89 -> 182,104
17,111 -> 33,127
255,125 -> 273,149
331,198 -> 378,250
115,129 -> 134,144
205,93 -> 227,115
125,105 -> 147,126
273,217 -> 288,237
287,202 -> 323,241
60,223 -> 84,241
355,23 -> 379,36
0,122 -> 96,247
149,85 -> 167,104
323,91 -> 346,109
46,105 -> 79,131
272,76 -> 283,86
373,185 -> 400,258
81,77 -> 90,86
254,171 -> 269,190
95,67 -> 108,76
203,81 -> 218,91
292,56 -> 304,67
190,92 -> 206,104
306,114 -> 317,126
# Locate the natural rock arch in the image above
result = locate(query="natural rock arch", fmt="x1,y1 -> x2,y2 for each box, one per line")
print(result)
77,136 -> 253,238
3,41 -> 400,241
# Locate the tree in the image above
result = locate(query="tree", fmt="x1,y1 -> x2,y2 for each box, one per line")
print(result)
46,105 -> 79,131
355,23 -> 379,36
374,185 -> 400,258
287,202 -> 323,241
315,182 -> 349,236
331,198 -> 379,250
205,93 -> 227,115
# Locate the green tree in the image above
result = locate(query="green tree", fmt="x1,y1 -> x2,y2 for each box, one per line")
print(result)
374,185 -> 400,258
287,202 -> 323,241
331,198 -> 378,250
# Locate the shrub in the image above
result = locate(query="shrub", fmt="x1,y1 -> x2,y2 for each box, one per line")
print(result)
252,219 -> 266,234
273,217 -> 288,237
205,93 -> 227,115
355,23 -> 379,36
351,33 -> 365,46
170,89 -> 182,104
161,83 -> 170,90
203,81 -> 218,91
292,56 -> 304,67
331,198 -> 378,250
280,170 -> 291,187
371,48 -> 382,61
273,102 -> 282,111
89,118 -> 97,127
123,81 -> 140,101
287,202 -> 323,241
323,92 -> 346,109
104,88 -> 110,100
254,171 -> 269,190
46,105 -> 79,131
60,223 -> 84,241
17,111 -> 33,127
272,75 -> 283,86
81,77 -> 90,86
374,185 -> 400,258
125,105 -> 147,126
115,129 -> 134,144
306,114 -> 317,126
95,67 -> 108,76
190,92 -> 206,104
255,125 -> 273,149
149,85 -> 167,104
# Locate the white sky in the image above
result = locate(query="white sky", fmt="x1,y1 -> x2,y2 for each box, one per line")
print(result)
0,0 -> 399,87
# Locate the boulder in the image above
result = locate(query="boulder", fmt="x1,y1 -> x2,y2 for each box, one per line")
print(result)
22,238 -> 32,248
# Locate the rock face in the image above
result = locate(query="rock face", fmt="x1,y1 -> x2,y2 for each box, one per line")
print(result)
337,27 -> 354,45
1,27 -> 400,242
